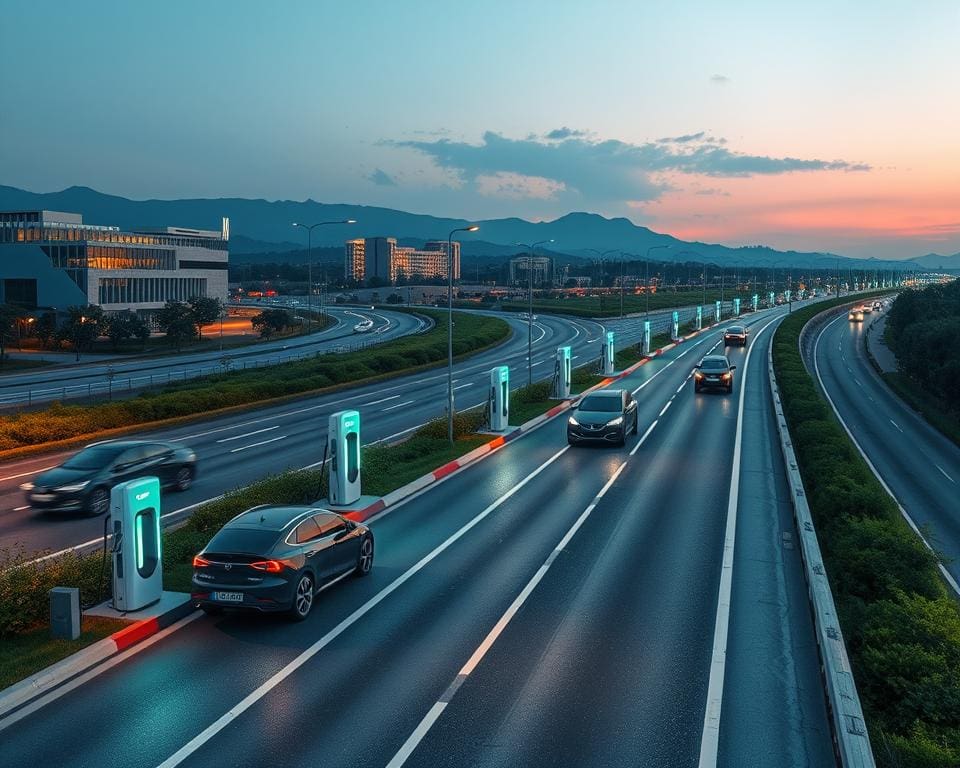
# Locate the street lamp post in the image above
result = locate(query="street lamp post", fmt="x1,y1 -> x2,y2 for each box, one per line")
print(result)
292,219 -> 356,330
75,315 -> 86,362
447,225 -> 480,442
518,240 -> 554,385
585,249 -> 618,318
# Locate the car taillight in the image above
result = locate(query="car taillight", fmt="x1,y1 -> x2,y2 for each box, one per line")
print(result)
250,560 -> 283,573
193,555 -> 210,568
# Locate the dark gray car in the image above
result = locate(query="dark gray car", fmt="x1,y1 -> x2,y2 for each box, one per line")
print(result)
694,354 -> 736,393
567,389 -> 638,446
192,505 -> 374,621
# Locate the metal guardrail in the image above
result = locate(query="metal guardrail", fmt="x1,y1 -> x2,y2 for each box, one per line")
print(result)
767,341 -> 876,767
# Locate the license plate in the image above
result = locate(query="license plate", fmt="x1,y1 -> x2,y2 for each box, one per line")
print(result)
30,493 -> 56,502
214,592 -> 244,603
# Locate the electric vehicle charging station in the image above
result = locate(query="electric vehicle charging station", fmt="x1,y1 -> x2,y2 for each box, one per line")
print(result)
555,346 -> 572,399
601,331 -> 615,375
489,366 -> 510,431
752,294 -> 759,312
111,476 -> 162,613
671,311 -> 680,341
642,321 -> 651,356
715,300 -> 722,323
696,305 -> 703,331
733,298 -> 741,317
328,410 -> 361,506
785,289 -> 792,303
768,291 -> 775,307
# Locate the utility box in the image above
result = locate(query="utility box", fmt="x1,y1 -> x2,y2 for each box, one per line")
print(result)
642,321 -> 651,356
752,294 -> 759,312
733,298 -> 741,317
601,331 -> 615,375
671,311 -> 680,341
111,477 -> 162,613
696,305 -> 703,331
555,346 -> 572,399
50,586 -> 80,640
328,410 -> 361,506
715,300 -> 722,322
489,366 -> 510,431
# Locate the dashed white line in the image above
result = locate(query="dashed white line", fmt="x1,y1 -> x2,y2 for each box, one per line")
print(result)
13,505 -> 29,511
0,466 -> 56,483
658,399 -> 673,417
364,395 -> 401,406
937,465 -> 955,484
889,419 -> 903,433
453,383 -> 474,391
229,435 -> 288,453
215,426 -> 279,443
382,400 -> 415,412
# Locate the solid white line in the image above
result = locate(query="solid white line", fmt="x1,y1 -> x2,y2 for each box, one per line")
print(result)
0,466 -> 56,482
697,314 -> 778,768
889,419 -> 903,433
812,314 -> 960,597
385,459 -> 629,768
364,395 -> 401,406
382,400 -> 415,412
215,426 -> 278,443
13,505 -> 29,512
154,444 -> 572,768
229,435 -> 287,453
936,465 -> 955,484
0,612 -> 202,733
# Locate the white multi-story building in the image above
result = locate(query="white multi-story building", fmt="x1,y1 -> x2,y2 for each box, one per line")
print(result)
345,236 -> 462,284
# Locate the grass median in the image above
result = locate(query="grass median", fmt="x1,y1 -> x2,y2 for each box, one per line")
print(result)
0,309 -> 509,457
773,294 -> 960,767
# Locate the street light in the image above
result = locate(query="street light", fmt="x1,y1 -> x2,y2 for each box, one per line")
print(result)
518,239 -> 555,385
447,225 -> 480,442
75,315 -> 87,362
292,219 -> 356,330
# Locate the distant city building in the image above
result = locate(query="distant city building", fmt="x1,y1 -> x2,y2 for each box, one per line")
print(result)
509,255 -> 553,286
345,236 -> 461,284
0,210 -> 228,316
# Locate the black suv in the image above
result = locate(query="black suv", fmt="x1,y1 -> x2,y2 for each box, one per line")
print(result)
723,325 -> 748,346
567,389 -> 638,446
192,505 -> 374,621
23,440 -> 197,516
694,355 -> 737,394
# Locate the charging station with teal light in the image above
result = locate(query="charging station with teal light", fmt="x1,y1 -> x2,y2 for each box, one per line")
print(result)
715,300 -> 722,322
785,289 -> 792,303
111,476 -> 162,612
555,346 -> 571,399
733,298 -> 741,317
642,321 -> 651,356
769,291 -> 775,307
696,305 -> 703,330
602,331 -> 615,375
752,294 -> 759,312
671,311 -> 680,340
489,366 -> 510,431
328,410 -> 361,506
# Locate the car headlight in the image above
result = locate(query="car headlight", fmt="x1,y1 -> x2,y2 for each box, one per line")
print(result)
607,416 -> 624,426
722,373 -> 731,380
694,372 -> 704,380
568,416 -> 579,426
54,480 -> 90,492
20,482 -> 34,491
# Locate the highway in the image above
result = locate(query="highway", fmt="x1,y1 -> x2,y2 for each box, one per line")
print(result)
0,305 -> 835,768
0,306 -> 423,407
810,306 -> 960,593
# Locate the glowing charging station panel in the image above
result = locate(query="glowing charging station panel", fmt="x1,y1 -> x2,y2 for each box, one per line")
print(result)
329,410 -> 361,506
490,366 -> 510,431
752,294 -> 759,312
556,346 -> 571,399
602,331 -> 615,375
111,476 -> 162,612
715,300 -> 722,322
769,291 -> 775,307
642,321 -> 651,356
733,298 -> 741,316
671,311 -> 680,340
696,305 -> 703,330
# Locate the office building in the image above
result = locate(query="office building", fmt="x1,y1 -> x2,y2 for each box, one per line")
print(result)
344,238 -> 365,281
345,236 -> 461,284
0,210 -> 229,317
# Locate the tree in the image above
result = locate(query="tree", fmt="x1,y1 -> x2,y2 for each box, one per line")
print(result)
0,304 -> 20,367
130,314 -> 150,346
386,292 -> 404,304
251,308 -> 291,338
61,305 -> 105,353
35,312 -> 57,350
106,311 -> 139,350
188,296 -> 222,339
156,300 -> 196,352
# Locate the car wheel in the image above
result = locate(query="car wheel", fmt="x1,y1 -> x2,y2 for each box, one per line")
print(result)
174,466 -> 193,492
86,487 -> 110,517
201,604 -> 222,615
617,429 -> 626,447
289,573 -> 315,621
355,536 -> 374,577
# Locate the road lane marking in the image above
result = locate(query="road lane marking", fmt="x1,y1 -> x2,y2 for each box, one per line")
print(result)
658,400 -> 673,417
0,466 -> 56,482
13,505 -> 29,511
698,313 -> 779,768
937,465 -> 955,483
889,419 -> 903,433
629,420 -> 658,456
215,426 -> 278,443
364,395 -> 401,406
229,435 -> 287,453
382,400 -> 414,412
453,383 -> 474,390
385,459 -> 629,768
154,445 -> 571,768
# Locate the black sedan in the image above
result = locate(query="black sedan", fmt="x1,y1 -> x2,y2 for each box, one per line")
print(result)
192,505 -> 374,621
567,389 -> 638,446
723,325 -> 748,346
694,355 -> 737,393
22,439 -> 197,516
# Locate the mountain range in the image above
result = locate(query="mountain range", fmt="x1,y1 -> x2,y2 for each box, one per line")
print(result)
0,184 -> 950,271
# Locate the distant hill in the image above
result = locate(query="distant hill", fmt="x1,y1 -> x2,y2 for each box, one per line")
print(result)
0,183 -> 921,270
910,252 -> 960,271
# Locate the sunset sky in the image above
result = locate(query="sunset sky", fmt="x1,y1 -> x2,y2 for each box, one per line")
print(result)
2,0 -> 958,258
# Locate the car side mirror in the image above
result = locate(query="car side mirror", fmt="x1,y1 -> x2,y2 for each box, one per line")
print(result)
694,364 -> 701,369
729,365 -> 737,371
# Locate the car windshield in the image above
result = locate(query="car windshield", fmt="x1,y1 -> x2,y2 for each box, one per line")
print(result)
578,395 -> 621,412
61,445 -> 127,470
205,528 -> 280,556
701,359 -> 729,372
728,326 -> 745,334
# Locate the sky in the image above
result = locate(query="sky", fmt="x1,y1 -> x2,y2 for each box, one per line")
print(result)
2,0 -> 959,259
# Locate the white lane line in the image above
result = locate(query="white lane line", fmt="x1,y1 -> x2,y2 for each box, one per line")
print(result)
453,383 -> 474,391
658,399 -> 673,418
889,419 -> 903,433
675,382 -> 686,395
629,420 -> 659,456
937,465 -> 955,484
385,459 -> 629,768
382,400 -> 415,412
229,435 -> 287,454
698,313 -> 779,768
571,355 -> 579,361
13,505 -> 29,511
154,445 -> 572,768
0,466 -> 56,483
215,426 -> 279,443
0,612 -> 202,733
364,395 -> 401,406
854,378 -> 862,386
